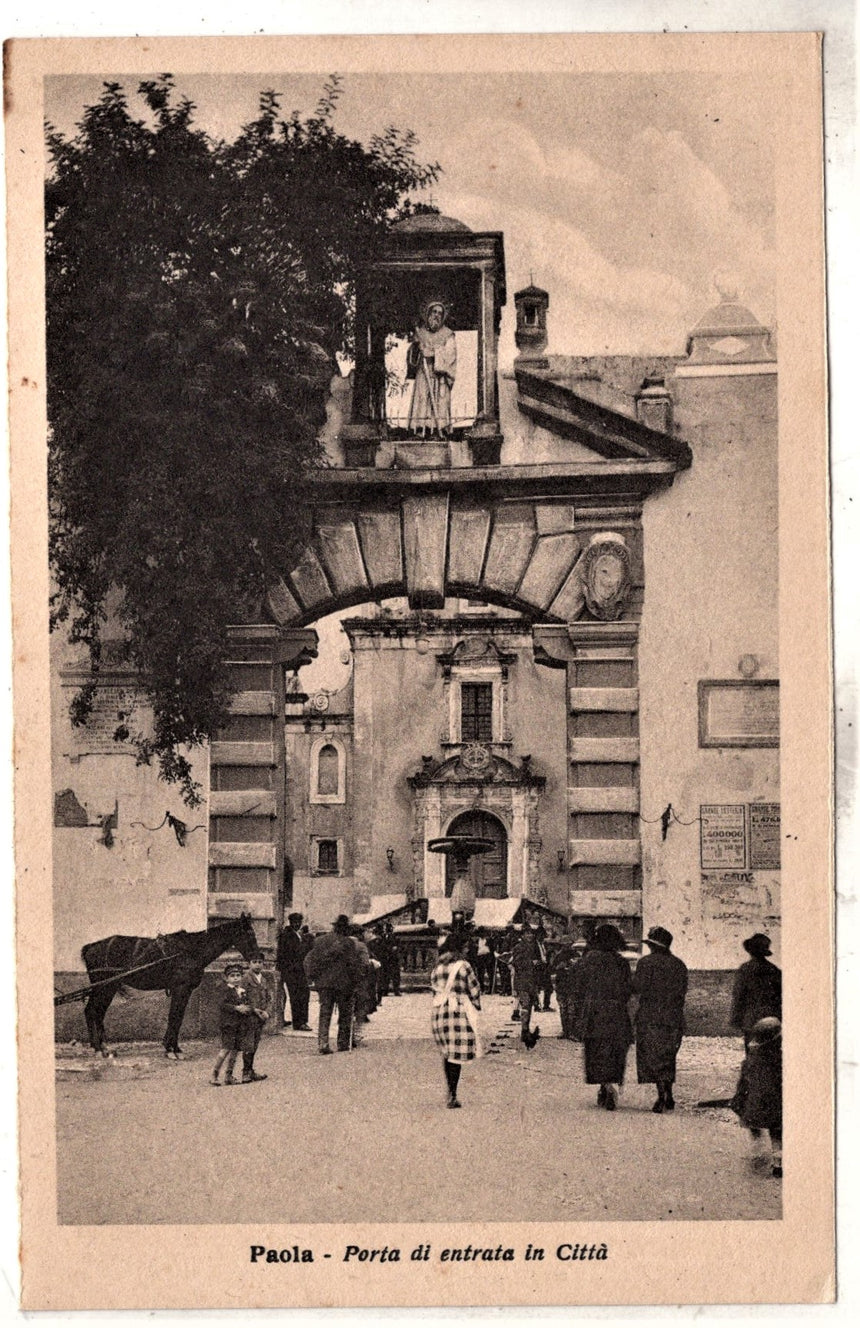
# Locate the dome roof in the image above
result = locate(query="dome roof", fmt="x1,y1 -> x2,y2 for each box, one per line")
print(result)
515,284 -> 549,302
690,296 -> 765,337
392,213 -> 472,234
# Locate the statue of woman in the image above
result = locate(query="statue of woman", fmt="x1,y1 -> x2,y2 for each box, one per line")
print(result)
406,298 -> 457,437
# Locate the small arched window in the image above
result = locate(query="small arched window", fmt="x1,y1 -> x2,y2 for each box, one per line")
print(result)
309,735 -> 346,804
316,744 -> 339,796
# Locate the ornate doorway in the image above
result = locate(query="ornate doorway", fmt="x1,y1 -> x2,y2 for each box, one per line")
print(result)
445,810 -> 508,899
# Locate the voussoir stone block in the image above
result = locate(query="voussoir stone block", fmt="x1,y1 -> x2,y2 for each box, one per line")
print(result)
447,505 -> 492,587
358,510 -> 404,588
482,505 -> 536,596
289,546 -> 332,611
517,532 -> 581,610
403,493 -> 449,608
316,519 -> 368,596
548,554 -> 586,621
266,577 -> 302,625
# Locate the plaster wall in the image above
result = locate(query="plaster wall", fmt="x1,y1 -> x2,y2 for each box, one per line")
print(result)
349,629 -> 569,912
284,718 -> 357,930
638,371 -> 779,970
498,374 -> 597,465
51,635 -> 209,972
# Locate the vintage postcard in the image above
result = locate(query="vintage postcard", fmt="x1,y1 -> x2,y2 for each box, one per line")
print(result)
7,32 -> 833,1310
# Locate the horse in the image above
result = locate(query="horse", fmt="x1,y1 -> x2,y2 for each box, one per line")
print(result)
80,914 -> 261,1058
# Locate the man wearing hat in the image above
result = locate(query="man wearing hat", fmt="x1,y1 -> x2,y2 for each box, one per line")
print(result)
730,933 -> 782,1050
303,915 -> 365,1054
276,911 -> 312,1033
633,926 -> 689,1113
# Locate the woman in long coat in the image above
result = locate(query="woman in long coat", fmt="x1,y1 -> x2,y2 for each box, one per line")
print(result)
430,933 -> 483,1108
572,923 -> 633,1110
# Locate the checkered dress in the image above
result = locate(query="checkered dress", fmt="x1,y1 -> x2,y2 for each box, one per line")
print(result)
430,958 -> 482,1063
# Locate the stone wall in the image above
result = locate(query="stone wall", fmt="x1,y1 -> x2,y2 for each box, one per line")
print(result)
639,370 -> 779,969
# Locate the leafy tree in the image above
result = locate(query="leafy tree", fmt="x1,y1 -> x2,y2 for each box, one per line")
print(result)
46,75 -> 439,802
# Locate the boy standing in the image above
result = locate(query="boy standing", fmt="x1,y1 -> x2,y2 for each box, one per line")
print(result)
210,962 -> 254,1086
242,956 -> 270,1083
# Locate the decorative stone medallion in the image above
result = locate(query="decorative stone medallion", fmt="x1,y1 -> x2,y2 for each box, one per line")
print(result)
460,742 -> 492,773
582,532 -> 631,621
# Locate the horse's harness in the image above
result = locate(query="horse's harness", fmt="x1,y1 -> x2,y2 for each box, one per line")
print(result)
90,933 -> 175,978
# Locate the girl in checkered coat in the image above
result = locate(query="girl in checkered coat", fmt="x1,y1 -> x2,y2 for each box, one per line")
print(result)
431,934 -> 483,1108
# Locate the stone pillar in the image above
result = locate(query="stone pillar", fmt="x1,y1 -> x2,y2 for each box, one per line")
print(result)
423,788 -> 445,898
208,624 -> 317,953
510,791 -> 527,898
533,620 -> 642,942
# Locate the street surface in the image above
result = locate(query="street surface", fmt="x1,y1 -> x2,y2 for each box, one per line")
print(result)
56,994 -> 781,1225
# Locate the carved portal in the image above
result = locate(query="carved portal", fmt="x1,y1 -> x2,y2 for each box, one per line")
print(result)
582,532 -> 631,621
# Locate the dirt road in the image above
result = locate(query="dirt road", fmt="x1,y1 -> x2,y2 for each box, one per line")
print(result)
56,995 -> 780,1225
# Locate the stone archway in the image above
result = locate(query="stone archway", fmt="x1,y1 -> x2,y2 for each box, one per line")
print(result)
444,810 -> 508,900
210,452 -> 684,948
264,467 -> 657,628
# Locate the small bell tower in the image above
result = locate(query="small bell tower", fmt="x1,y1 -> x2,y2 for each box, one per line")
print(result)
514,282 -> 549,358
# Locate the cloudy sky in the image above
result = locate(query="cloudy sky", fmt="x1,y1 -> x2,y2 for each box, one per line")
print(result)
46,69 -> 776,368
44,67 -> 778,693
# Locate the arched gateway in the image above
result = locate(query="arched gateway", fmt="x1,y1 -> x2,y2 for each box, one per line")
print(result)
208,214 -> 692,949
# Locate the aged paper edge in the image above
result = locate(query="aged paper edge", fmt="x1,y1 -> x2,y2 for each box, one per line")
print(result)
7,31 -> 834,1310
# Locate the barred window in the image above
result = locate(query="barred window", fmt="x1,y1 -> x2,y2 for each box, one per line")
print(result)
461,682 -> 493,742
317,840 -> 339,874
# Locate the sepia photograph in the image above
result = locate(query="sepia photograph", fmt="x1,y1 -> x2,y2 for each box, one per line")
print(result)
8,30 -> 833,1310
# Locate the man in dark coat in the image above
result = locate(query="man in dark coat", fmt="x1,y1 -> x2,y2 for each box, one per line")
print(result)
383,922 -> 402,996
276,912 -> 311,1032
633,925 -> 689,1113
511,927 -> 541,1048
534,924 -> 554,1011
552,942 -> 580,1039
730,933 -> 782,1049
572,923 -> 633,1110
304,914 -> 365,1054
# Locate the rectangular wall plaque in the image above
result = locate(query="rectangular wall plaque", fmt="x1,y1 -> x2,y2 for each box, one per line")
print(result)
62,683 -> 138,757
700,803 -> 747,869
749,802 -> 782,869
698,679 -> 779,747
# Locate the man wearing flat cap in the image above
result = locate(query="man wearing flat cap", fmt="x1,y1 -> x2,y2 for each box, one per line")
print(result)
633,926 -> 689,1114
730,933 -> 782,1050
